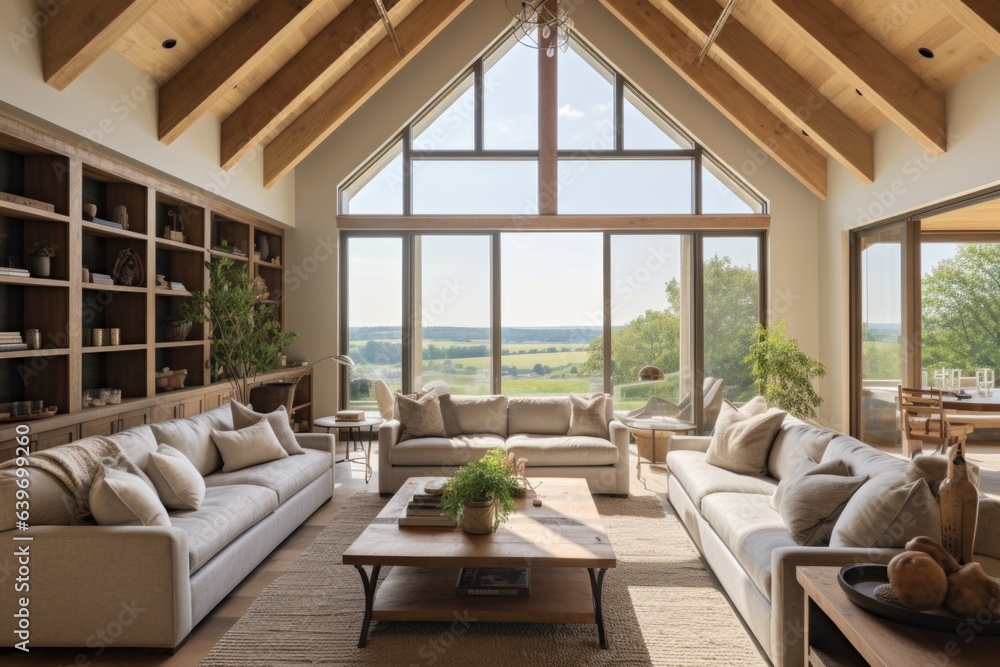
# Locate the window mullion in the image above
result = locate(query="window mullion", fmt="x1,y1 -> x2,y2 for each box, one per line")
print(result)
538,25 -> 558,215
474,60 -> 484,152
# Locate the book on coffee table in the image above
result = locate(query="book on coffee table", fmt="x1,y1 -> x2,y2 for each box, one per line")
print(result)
456,567 -> 530,597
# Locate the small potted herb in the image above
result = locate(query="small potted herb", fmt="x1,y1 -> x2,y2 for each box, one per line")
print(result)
440,448 -> 521,534
26,241 -> 59,277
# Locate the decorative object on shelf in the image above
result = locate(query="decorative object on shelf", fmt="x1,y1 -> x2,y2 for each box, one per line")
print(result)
83,203 -> 97,220
0,190 -> 55,212
440,448 -> 521,534
25,329 -> 41,350
505,0 -> 574,56
91,272 -> 114,285
249,354 -> 354,417
182,257 -> 299,404
112,247 -> 144,286
164,320 -> 193,342
109,328 -> 121,346
166,210 -> 187,242
155,273 -> 168,288
745,320 -> 826,419
939,444 -> 979,565
271,256 -> 281,267
113,204 -> 129,230
0,405 -> 58,423
25,240 -> 58,278
91,328 -> 105,347
82,266 -> 90,282
252,273 -> 269,301
253,251 -> 261,261
155,368 -> 188,391
255,233 -> 269,261
214,242 -> 246,257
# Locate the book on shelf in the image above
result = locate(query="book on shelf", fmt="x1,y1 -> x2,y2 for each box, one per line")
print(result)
0,343 -> 28,352
90,217 -> 122,230
334,409 -> 365,421
0,268 -> 30,277
455,568 -> 530,597
397,515 -> 456,527
170,282 -> 186,291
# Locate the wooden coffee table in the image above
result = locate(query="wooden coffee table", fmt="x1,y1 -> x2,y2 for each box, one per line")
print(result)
342,477 -> 617,649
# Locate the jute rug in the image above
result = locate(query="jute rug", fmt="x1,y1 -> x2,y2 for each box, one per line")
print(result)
201,490 -> 763,666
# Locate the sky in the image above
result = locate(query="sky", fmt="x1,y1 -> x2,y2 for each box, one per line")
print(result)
861,241 -> 960,326
345,35 -> 760,329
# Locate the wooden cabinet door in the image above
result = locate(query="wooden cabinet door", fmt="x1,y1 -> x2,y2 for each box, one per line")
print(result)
0,438 -> 20,464
119,408 -> 149,430
34,425 -> 80,451
150,401 -> 179,424
205,388 -> 233,411
81,416 -> 116,438
177,396 -> 204,419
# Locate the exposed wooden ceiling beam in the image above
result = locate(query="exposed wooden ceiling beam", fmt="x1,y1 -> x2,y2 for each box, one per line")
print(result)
660,0 -> 873,183
758,0 -> 947,156
42,0 -> 159,90
221,0 -> 401,170
600,0 -> 828,199
158,0 -> 321,145
941,0 -> 1000,56
263,0 -> 472,188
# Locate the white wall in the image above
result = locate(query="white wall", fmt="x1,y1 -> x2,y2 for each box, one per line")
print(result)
818,57 -> 1000,431
289,0 -> 823,416
0,0 -> 294,225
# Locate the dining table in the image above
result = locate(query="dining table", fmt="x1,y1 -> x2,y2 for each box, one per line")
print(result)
939,391 -> 1000,411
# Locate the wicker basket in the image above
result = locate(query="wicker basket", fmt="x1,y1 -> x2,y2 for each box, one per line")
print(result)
165,320 -> 192,342
249,381 -> 297,415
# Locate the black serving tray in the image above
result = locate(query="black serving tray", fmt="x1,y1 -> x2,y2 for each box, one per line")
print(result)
838,564 -> 1000,636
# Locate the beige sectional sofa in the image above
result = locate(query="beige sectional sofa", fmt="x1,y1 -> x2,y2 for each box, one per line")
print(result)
667,418 -> 1000,666
378,395 -> 630,495
0,404 -> 334,649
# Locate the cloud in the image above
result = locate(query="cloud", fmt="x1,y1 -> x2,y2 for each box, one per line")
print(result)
558,103 -> 584,119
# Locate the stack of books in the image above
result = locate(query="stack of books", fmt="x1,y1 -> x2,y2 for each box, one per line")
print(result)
91,272 -> 114,285
0,266 -> 29,278
0,332 -> 27,352
456,567 -> 530,597
398,481 -> 453,527
170,281 -> 186,291
335,409 -> 365,421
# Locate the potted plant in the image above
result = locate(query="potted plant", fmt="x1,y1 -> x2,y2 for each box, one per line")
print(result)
26,241 -> 58,277
182,257 -> 299,405
744,320 -> 826,419
440,448 -> 522,534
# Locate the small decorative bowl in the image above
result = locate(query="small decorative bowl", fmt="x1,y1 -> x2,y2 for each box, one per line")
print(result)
165,320 -> 193,342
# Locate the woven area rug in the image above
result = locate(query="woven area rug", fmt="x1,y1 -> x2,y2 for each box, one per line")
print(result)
201,490 -> 763,666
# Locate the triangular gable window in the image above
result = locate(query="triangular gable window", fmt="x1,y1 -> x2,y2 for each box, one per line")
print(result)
341,30 -> 764,215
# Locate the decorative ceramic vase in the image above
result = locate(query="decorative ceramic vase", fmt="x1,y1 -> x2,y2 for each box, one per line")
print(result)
939,444 -> 979,565
461,500 -> 496,535
256,234 -> 269,262
26,255 -> 50,277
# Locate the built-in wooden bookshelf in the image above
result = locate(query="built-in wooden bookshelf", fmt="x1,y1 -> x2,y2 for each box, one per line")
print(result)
0,112 -> 299,458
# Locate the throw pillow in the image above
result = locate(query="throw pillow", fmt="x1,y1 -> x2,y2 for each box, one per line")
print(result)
89,465 -> 170,527
831,473 -> 940,549
567,393 -> 610,439
396,392 -> 447,441
392,390 -> 429,420
770,458 -> 851,511
780,467 -> 868,546
146,444 -> 206,511
230,401 -> 304,456
211,418 -> 289,472
705,406 -> 787,476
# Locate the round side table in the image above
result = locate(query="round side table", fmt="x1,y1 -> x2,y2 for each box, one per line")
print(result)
314,416 -> 383,483
623,416 -> 696,480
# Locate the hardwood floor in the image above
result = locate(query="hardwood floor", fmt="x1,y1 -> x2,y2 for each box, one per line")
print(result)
1,443 -> 670,666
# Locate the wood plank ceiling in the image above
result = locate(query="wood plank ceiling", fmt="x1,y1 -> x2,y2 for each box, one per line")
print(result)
37,0 -> 999,198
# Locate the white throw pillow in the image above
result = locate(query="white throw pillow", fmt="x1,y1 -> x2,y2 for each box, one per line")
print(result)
146,444 -> 206,511
567,393 -> 610,439
705,401 -> 786,476
90,465 -> 170,527
211,418 -> 289,472
831,473 -> 941,549
396,392 -> 447,441
230,401 -> 305,455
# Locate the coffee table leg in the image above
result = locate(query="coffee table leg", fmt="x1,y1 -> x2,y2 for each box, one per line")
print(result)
588,567 -> 609,649
354,564 -> 381,648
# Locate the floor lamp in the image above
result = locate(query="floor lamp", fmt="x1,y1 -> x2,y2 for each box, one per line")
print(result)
248,354 -> 355,416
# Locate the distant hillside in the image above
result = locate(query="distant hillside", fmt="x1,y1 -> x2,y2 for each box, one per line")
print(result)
349,326 -> 605,344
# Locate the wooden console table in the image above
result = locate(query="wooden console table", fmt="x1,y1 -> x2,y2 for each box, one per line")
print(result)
797,565 -> 1000,666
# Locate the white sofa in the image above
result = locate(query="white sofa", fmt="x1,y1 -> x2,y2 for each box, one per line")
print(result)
0,404 -> 334,649
378,395 -> 630,495
666,418 -> 1000,666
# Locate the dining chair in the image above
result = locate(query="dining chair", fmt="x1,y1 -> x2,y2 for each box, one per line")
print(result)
898,386 -> 974,456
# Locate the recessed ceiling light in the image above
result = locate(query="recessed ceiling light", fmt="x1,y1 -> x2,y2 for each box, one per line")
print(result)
918,47 -> 935,58
162,39 -> 177,49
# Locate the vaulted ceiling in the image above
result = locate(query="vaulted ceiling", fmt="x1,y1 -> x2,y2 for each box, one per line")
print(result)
39,0 -> 999,198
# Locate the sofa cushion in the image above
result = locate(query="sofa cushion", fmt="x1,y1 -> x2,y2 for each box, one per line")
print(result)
103,425 -> 159,471
146,444 -> 206,511
0,467 -> 77,529
666,450 -> 777,510
397,392 -> 447,441
701,492 -> 797,600
566,393 -> 610,439
170,483 -> 279,574
389,434 -> 504,466
780,466 -> 868,546
151,417 -> 222,477
821,435 -> 907,479
831,473 -> 940,549
204,449 -> 332,503
705,406 -> 786,476
976,495 -> 1000,559
440,394 -> 508,438
230,401 -> 304,455
767,419 -> 837,481
211,419 -> 288,472
505,434 -> 619,466
90,465 -> 170,527
508,397 -> 571,435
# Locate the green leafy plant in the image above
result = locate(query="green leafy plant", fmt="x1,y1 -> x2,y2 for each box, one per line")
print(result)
745,320 -> 826,418
182,257 -> 299,404
27,241 -> 58,257
440,448 -> 520,530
